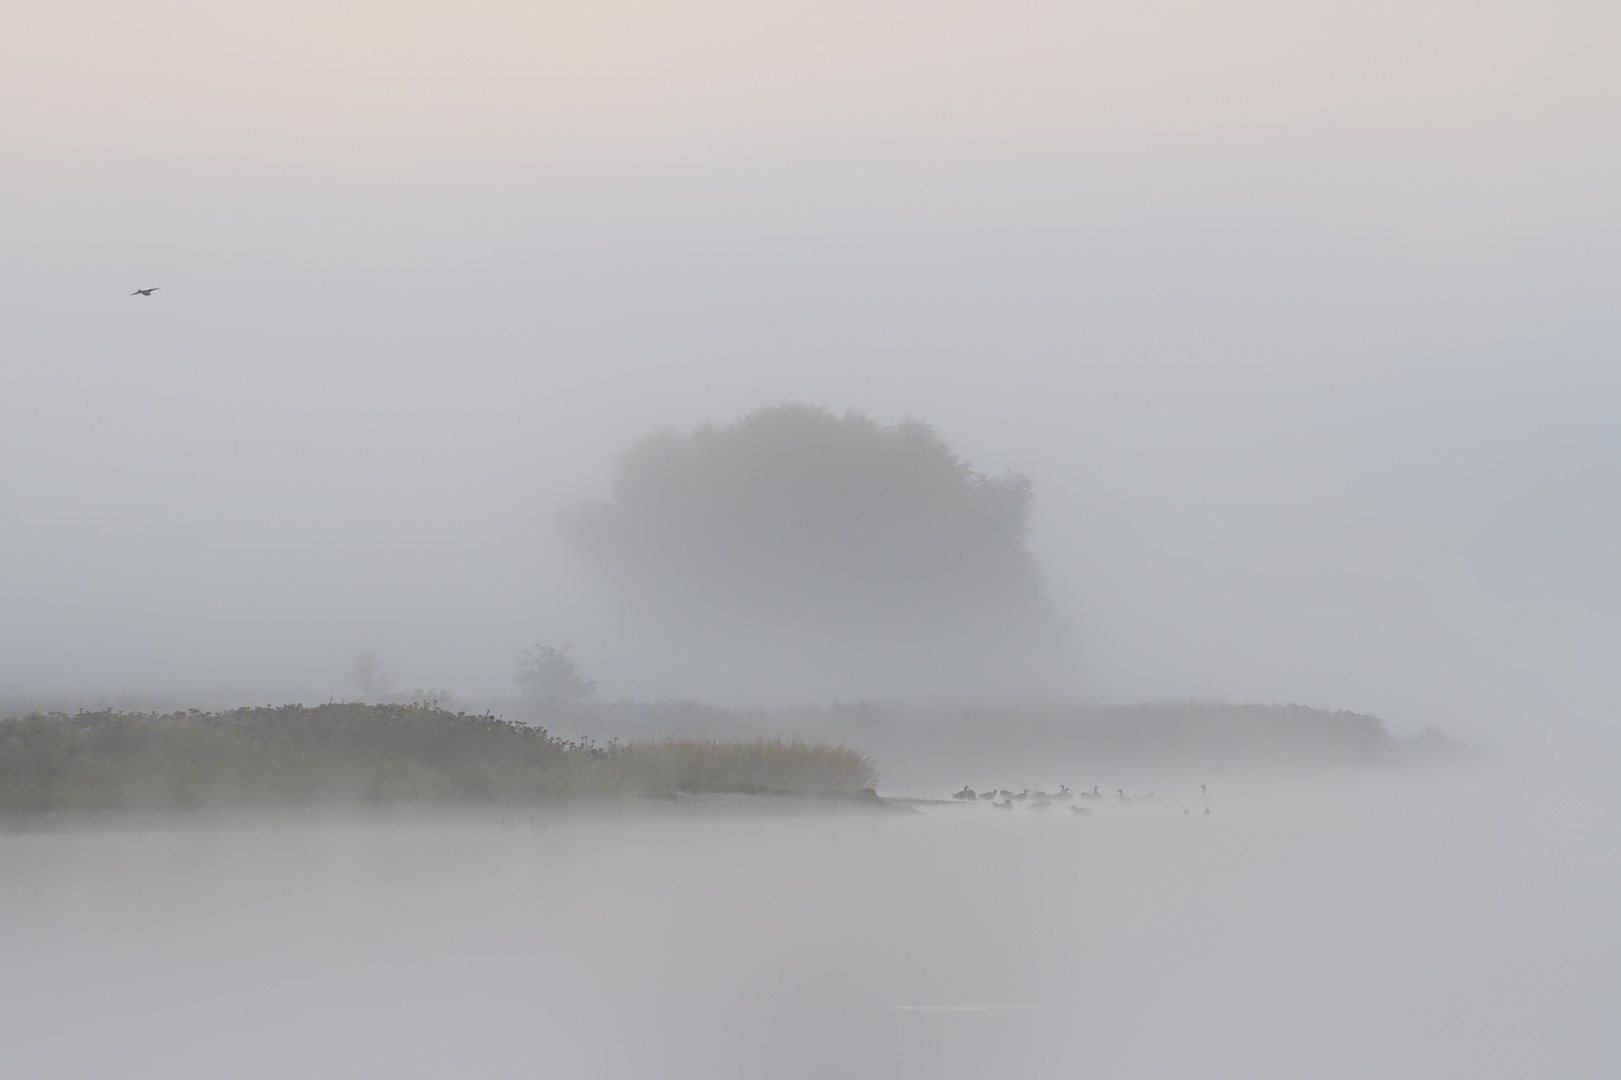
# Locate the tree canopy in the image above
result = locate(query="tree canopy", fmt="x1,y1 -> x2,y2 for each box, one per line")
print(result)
516,645 -> 597,704
560,404 -> 1063,700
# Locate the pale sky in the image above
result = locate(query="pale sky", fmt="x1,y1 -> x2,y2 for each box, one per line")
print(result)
4,0 -> 1615,181
2,0 -> 1618,747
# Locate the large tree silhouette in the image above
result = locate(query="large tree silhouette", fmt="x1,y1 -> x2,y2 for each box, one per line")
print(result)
560,404 -> 1064,700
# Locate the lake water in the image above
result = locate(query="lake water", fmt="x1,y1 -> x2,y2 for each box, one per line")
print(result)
1,762 -> 1615,1079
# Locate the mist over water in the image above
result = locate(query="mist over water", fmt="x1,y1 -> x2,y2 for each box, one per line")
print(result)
4,760 -> 1615,1079
4,0 -> 1620,1074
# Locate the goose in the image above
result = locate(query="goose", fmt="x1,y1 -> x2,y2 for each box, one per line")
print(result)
953,785 -> 978,801
1030,796 -> 1052,812
998,790 -> 1014,799
1116,789 -> 1133,805
1055,785 -> 1074,800
979,790 -> 998,800
1070,804 -> 1092,815
129,286 -> 161,296
1013,789 -> 1030,802
1079,786 -> 1102,800
1203,806 -> 1211,816
994,798 -> 1015,811
1200,784 -> 1210,803
1032,789 -> 1052,800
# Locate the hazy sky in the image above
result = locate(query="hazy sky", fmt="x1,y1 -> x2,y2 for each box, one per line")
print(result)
3,0 -> 1618,745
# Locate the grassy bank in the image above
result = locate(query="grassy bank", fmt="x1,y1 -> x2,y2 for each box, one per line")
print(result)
0,704 -> 878,812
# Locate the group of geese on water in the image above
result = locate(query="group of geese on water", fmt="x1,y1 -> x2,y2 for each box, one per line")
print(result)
952,784 -> 1212,815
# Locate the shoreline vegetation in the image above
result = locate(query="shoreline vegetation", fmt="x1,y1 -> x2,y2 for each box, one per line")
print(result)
495,700 -> 1465,786
0,704 -> 878,813
0,699 -> 1463,815
506,699 -> 1455,769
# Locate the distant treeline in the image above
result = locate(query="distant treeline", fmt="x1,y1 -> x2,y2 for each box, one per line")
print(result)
0,704 -> 877,813
498,699 -> 1461,788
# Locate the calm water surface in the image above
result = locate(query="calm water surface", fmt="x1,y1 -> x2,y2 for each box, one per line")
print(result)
1,764 -> 1614,1079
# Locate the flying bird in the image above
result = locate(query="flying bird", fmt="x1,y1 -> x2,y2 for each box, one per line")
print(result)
130,287 -> 161,296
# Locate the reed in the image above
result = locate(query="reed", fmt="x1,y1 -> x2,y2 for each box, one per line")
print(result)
0,704 -> 876,812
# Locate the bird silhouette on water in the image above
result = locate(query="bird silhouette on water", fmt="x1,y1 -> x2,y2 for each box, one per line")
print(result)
130,287 -> 161,296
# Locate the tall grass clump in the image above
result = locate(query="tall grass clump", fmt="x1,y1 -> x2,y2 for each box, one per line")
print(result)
0,704 -> 875,812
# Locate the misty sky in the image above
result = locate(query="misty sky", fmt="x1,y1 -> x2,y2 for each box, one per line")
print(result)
2,0 -> 1618,746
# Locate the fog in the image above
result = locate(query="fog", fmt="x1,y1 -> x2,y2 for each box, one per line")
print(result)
7,164 -> 1618,745
2,1 -> 1619,1072
3,0 -> 1619,752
